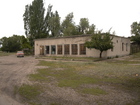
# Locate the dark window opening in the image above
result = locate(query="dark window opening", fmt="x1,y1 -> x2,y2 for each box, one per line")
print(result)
57,45 -> 62,55
64,44 -> 69,55
126,43 -> 128,51
72,44 -> 78,55
46,46 -> 49,54
122,43 -> 124,51
80,44 -> 86,55
51,45 -> 56,54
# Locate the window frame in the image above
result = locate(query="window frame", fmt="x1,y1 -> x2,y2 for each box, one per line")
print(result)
57,45 -> 63,55
51,45 -> 56,54
72,44 -> 78,55
46,46 -> 50,54
80,44 -> 86,55
64,44 -> 70,55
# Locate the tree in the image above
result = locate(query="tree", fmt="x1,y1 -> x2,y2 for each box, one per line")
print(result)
85,30 -> 114,58
61,13 -> 77,36
0,35 -> 31,52
79,18 -> 89,34
87,24 -> 96,34
1,35 -> 22,52
23,0 -> 47,46
47,6 -> 61,37
20,36 -> 31,50
131,22 -> 140,44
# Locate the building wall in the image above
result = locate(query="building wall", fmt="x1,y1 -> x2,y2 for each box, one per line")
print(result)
34,35 -> 130,58
106,36 -> 130,57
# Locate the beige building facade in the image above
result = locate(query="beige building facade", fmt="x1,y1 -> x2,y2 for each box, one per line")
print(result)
34,35 -> 130,58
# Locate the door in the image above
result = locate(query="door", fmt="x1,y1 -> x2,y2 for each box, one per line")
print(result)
40,46 -> 44,55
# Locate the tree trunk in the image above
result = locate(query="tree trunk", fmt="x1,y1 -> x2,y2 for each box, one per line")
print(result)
100,51 -> 103,58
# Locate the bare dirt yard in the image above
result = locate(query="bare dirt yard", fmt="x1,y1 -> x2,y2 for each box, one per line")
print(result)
0,54 -> 38,105
0,54 -> 140,105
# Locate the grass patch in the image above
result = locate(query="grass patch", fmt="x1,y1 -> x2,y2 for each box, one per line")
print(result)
81,88 -> 107,95
32,60 -> 140,89
23,54 -> 140,104
31,61 -> 100,88
58,76 -> 99,88
132,52 -> 140,58
29,73 -> 49,81
17,84 -> 41,101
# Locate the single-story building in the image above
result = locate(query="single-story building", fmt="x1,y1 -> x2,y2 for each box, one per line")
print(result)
34,35 -> 130,58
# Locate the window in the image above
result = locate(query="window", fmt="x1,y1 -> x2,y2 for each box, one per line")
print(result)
72,44 -> 78,55
57,45 -> 62,55
51,45 -> 56,54
126,43 -> 128,51
46,46 -> 49,54
80,44 -> 86,55
122,43 -> 124,51
64,44 -> 69,55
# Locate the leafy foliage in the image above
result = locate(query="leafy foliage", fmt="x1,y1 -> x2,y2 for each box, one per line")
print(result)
23,0 -> 47,46
87,24 -> 96,34
1,35 -> 21,52
61,13 -> 78,36
0,35 -> 31,52
23,0 -> 115,48
23,1 -> 62,46
85,30 -> 114,58
79,18 -> 89,34
131,22 -> 140,44
45,5 -> 61,37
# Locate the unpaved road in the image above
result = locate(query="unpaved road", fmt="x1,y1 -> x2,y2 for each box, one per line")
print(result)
0,55 -> 38,105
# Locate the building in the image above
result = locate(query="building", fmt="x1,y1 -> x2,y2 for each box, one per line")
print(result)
34,35 -> 130,58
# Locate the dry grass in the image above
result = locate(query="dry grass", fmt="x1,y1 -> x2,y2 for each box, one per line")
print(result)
0,51 -> 11,56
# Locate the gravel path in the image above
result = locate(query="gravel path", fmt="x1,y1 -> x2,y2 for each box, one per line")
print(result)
0,55 -> 38,105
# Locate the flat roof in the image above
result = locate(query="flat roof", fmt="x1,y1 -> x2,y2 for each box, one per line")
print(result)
34,34 -> 129,41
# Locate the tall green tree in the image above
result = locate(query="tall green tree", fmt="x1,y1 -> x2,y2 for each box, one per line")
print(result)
44,5 -> 61,37
131,22 -> 140,44
79,18 -> 89,34
20,36 -> 31,50
48,9 -> 61,37
61,13 -> 77,36
87,24 -> 96,34
85,30 -> 114,58
23,0 -> 47,46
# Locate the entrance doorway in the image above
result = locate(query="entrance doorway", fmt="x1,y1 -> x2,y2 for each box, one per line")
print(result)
40,46 -> 44,55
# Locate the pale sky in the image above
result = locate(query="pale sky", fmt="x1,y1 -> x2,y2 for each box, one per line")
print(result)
0,0 -> 140,38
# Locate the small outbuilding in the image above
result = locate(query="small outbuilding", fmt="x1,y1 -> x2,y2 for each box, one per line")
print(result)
34,35 -> 130,58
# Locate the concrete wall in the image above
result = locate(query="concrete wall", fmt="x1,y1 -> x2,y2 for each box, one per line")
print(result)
106,36 -> 130,57
34,35 -> 130,58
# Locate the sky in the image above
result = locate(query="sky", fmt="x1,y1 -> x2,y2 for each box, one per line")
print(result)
0,0 -> 140,38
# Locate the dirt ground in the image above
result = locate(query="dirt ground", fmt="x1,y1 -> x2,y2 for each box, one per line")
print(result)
0,54 -> 139,105
0,54 -> 38,105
